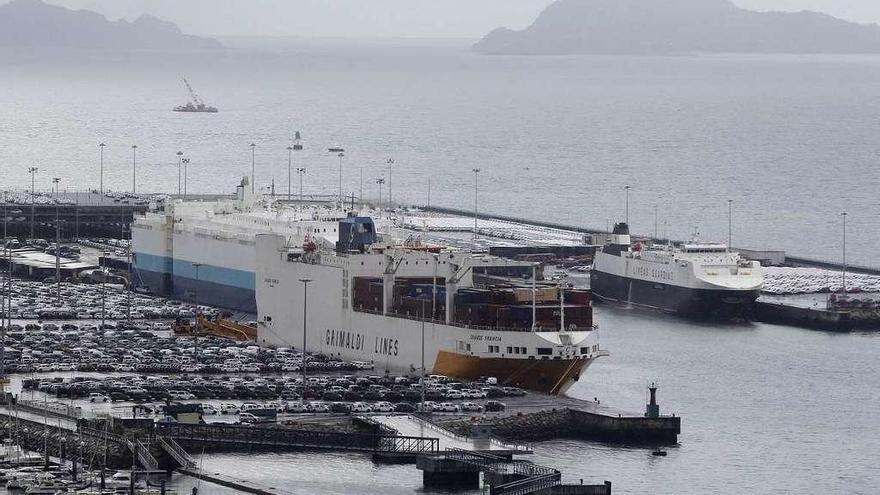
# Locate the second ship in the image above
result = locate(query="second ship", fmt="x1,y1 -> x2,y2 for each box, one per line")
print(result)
590,222 -> 764,318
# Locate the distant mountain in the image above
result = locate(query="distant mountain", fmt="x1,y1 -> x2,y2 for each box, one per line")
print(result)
0,0 -> 222,50
474,0 -> 880,55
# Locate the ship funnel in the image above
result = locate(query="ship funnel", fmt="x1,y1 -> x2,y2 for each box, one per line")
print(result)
611,222 -> 631,246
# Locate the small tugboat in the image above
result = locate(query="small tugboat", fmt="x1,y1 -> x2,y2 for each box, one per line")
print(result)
173,78 -> 218,113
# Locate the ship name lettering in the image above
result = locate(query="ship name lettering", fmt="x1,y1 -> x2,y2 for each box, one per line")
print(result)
374,336 -> 399,357
326,329 -> 365,351
470,334 -> 500,342
633,266 -> 673,281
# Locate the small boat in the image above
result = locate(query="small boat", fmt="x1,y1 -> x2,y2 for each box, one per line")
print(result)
651,450 -> 668,456
327,146 -> 345,153
103,470 -> 146,490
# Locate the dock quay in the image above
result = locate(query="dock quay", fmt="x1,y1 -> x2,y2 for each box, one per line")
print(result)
1,193 -> 147,239
417,448 -> 611,495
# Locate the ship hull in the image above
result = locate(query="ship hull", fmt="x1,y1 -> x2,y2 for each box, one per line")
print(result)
590,268 -> 759,319
133,253 -> 257,313
433,351 -> 592,395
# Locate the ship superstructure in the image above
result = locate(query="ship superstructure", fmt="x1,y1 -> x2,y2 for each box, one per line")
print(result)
255,216 -> 605,395
131,179 -> 349,312
590,222 -> 763,318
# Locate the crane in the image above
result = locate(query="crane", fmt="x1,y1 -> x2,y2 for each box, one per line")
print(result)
183,78 -> 204,107
174,78 -> 218,113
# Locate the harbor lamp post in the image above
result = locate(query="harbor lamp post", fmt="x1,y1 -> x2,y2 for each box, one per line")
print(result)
727,199 -> 733,249
28,167 -> 38,239
624,185 -> 631,226
376,178 -> 385,209
299,278 -> 312,403
386,158 -> 395,205
337,153 -> 345,205
100,251 -> 109,331
250,143 -> 257,194
841,212 -> 847,295
471,168 -> 481,242
288,132 -> 303,203
98,143 -> 105,200
193,262 -> 203,365
52,178 -> 61,305
176,151 -> 183,196
131,145 -> 138,194
286,146 -> 294,202
296,168 -> 306,204
182,158 -> 190,199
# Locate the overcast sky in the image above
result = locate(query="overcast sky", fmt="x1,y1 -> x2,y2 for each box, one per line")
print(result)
42,0 -> 880,38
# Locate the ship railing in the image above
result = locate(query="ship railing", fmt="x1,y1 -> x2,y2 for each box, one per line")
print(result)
154,422 -> 437,453
352,307 -> 595,333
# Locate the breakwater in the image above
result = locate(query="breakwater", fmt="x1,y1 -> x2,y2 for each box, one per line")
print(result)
442,408 -> 680,445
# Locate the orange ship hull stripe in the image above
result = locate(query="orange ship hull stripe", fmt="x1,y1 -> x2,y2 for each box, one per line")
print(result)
432,351 -> 589,395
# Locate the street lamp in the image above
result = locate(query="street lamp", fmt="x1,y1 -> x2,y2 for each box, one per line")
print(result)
471,168 -> 480,241
296,168 -> 306,204
624,185 -> 631,226
52,178 -> 61,305
182,158 -> 190,199
250,143 -> 256,194
337,153 -> 344,205
130,145 -> 138,194
841,212 -> 847,295
193,262 -> 203,365
176,151 -> 183,196
727,199 -> 733,249
100,251 -> 109,331
286,146 -> 294,202
299,278 -> 312,403
28,167 -> 38,239
376,178 -> 385,209
386,158 -> 395,205
98,143 -> 105,200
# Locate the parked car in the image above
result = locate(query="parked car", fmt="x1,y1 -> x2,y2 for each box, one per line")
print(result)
483,401 -> 506,412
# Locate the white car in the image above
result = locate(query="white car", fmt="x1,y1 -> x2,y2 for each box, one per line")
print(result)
220,403 -> 239,415
265,401 -> 284,412
460,402 -> 483,412
351,402 -> 373,413
437,402 -> 460,413
285,402 -> 310,413
372,402 -> 394,413
238,412 -> 259,424
89,393 -> 109,402
444,390 -> 463,400
200,404 -> 219,415
309,402 -> 330,413
240,402 -> 262,412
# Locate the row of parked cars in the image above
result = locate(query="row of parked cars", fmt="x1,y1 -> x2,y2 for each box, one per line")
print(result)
25,372 -> 524,412
4,324 -> 371,376
0,277 -> 217,321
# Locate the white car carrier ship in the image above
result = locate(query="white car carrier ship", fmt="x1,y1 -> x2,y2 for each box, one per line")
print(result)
255,215 -> 606,395
131,178 -> 348,312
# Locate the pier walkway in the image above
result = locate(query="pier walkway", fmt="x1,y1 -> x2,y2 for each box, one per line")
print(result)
367,414 -> 531,454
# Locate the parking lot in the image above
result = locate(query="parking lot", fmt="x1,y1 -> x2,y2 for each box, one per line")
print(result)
0,276 -> 212,321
